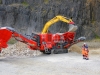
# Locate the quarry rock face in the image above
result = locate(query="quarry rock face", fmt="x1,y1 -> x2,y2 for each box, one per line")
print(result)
0,0 -> 100,39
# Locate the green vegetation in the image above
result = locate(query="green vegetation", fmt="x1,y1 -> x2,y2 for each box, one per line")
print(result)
91,20 -> 96,24
95,34 -> 100,39
0,0 -> 2,4
90,38 -> 100,42
92,30 -> 100,39
88,28 -> 100,39
90,14 -> 96,24
22,1 -> 29,7
8,38 -> 17,44
44,0 -> 49,4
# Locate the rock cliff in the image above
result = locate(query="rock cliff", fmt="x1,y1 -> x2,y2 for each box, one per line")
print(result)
0,0 -> 100,39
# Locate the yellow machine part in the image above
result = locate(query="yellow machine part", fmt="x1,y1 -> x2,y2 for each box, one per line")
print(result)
41,15 -> 74,34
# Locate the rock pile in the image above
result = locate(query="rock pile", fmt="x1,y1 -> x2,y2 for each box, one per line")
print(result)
0,42 -> 42,57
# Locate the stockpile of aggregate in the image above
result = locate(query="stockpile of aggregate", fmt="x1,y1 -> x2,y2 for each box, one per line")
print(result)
1,41 -> 100,57
0,42 -> 42,57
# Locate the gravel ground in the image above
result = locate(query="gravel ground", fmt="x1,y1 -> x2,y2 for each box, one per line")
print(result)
0,52 -> 100,75
0,42 -> 100,75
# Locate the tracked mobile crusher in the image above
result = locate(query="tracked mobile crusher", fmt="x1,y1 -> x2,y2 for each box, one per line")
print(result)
0,15 -> 85,54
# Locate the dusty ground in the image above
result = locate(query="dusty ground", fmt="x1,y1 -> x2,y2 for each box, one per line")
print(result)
0,42 -> 100,75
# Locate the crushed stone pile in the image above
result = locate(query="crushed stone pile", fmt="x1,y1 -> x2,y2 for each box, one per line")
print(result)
0,41 -> 99,57
0,42 -> 42,57
0,42 -> 82,57
69,44 -> 82,53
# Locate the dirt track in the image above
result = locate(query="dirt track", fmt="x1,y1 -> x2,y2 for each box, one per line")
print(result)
0,52 -> 100,75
